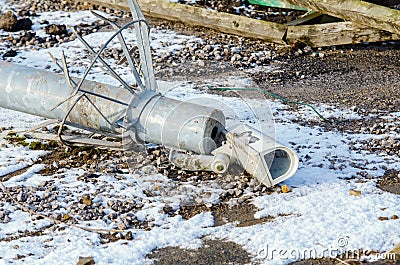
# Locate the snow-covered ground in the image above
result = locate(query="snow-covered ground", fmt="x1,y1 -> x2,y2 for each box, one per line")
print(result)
0,5 -> 399,265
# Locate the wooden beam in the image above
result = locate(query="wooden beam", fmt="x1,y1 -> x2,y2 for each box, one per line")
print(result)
285,12 -> 323,26
82,0 -> 400,47
287,21 -> 400,47
88,0 -> 288,44
286,12 -> 342,26
280,0 -> 400,34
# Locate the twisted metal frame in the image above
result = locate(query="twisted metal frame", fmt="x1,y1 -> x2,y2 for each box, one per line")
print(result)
42,0 -> 155,148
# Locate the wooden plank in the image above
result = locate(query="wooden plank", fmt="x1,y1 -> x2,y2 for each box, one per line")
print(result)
83,0 -> 400,47
280,0 -> 400,34
286,11 -> 322,26
87,0 -> 288,44
287,21 -> 400,47
248,0 -> 307,11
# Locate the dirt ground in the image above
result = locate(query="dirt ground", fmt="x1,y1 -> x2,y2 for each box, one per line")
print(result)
1,0 -> 400,264
142,20 -> 400,265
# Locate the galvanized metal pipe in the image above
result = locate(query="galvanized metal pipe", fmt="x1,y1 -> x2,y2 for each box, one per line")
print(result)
0,61 -> 225,154
0,61 -> 130,133
135,95 -> 225,154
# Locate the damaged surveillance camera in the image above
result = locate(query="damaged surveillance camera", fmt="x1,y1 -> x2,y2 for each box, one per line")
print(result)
169,124 -> 298,187
0,0 -> 298,187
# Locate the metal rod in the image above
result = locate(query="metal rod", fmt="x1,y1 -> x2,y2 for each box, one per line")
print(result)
90,11 -> 145,91
68,19 -> 148,98
73,29 -> 137,95
128,0 -> 157,91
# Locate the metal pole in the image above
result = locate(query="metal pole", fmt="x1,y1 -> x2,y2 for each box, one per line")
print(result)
0,61 -> 225,154
0,61 -> 130,132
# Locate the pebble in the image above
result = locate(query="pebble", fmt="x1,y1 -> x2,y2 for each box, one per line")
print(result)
117,222 -> 127,230
349,189 -> 361,196
77,256 -> 95,265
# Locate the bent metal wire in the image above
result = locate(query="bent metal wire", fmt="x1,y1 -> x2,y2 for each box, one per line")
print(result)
48,0 -> 155,147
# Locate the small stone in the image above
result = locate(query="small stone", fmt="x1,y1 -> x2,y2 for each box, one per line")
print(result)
125,231 -> 133,240
163,206 -> 173,213
39,181 -> 48,187
153,185 -> 162,191
45,24 -> 67,35
2,49 -> 17,58
235,189 -> 242,196
224,183 -> 235,190
349,189 -> 361,196
391,215 -> 399,220
203,45 -> 212,52
378,216 -> 389,221
0,11 -> 17,31
303,46 -> 312,53
15,18 -> 32,31
117,222 -> 127,230
77,256 -> 95,265
82,195 -> 92,206
62,214 -> 70,221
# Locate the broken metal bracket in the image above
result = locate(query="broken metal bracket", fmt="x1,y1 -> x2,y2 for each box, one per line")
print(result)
170,124 -> 299,187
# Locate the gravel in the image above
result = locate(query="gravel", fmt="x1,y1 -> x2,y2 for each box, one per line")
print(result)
0,0 -> 398,216
0,0 -> 297,76
147,239 -> 252,265
1,0 -> 400,264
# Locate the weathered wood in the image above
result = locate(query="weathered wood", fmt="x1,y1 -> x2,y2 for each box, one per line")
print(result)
287,21 -> 400,47
83,0 -> 400,47
286,11 -> 323,26
286,12 -> 341,26
280,0 -> 400,34
88,0 -> 288,44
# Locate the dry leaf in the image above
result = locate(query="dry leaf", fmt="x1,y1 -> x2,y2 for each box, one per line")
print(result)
281,185 -> 290,193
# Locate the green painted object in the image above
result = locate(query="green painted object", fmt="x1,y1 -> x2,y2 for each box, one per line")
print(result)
248,0 -> 308,11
